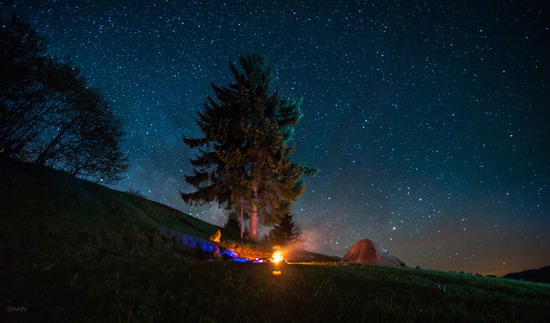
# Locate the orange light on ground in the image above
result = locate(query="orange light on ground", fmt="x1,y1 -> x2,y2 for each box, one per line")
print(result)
272,251 -> 283,264
272,245 -> 283,276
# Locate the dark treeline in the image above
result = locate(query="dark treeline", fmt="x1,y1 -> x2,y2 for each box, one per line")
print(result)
0,13 -> 127,183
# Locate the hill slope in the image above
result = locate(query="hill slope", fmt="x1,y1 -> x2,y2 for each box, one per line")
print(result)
0,157 -> 237,239
1,158 -> 550,322
0,157 -> 276,256
504,266 -> 550,284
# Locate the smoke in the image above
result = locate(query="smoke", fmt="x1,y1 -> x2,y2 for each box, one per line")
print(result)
279,240 -> 306,258
294,216 -> 348,256
298,227 -> 322,253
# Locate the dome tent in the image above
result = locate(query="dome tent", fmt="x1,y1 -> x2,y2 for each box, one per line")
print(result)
341,239 -> 405,267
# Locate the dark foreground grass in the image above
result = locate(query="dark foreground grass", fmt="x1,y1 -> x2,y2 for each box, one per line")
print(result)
1,158 -> 550,322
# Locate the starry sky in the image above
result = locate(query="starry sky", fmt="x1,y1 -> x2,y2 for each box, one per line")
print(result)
12,0 -> 549,275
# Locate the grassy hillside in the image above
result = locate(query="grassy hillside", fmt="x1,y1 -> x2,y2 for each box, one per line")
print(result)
0,157 -> 272,254
1,158 -> 549,322
0,157 -> 239,237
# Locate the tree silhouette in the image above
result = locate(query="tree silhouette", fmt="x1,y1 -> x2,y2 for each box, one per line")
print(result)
182,53 -> 315,240
268,212 -> 301,245
0,14 -> 127,183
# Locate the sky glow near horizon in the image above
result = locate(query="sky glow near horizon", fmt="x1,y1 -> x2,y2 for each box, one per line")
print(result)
14,0 -> 549,275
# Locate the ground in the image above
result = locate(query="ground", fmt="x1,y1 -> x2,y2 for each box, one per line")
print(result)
1,158 -> 549,322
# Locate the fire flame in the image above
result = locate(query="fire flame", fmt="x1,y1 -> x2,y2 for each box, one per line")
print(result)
272,250 -> 283,264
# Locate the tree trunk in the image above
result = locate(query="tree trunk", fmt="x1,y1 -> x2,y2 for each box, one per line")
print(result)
239,201 -> 244,239
250,201 -> 258,240
249,182 -> 258,240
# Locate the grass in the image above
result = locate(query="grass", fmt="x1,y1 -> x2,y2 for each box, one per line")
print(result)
1,157 -> 549,322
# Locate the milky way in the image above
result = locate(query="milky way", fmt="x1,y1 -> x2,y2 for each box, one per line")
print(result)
14,0 -> 549,275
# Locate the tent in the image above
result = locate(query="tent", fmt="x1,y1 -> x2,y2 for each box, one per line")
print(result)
341,239 -> 405,267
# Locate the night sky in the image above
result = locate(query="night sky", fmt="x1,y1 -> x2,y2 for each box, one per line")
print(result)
13,0 -> 549,275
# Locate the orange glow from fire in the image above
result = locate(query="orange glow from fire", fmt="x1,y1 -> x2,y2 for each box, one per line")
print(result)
272,251 -> 283,264
272,269 -> 282,276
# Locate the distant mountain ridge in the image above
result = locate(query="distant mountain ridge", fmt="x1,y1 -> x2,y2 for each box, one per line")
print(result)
503,266 -> 550,284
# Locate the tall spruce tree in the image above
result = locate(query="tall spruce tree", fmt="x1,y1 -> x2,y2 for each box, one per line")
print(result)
182,53 -> 315,240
